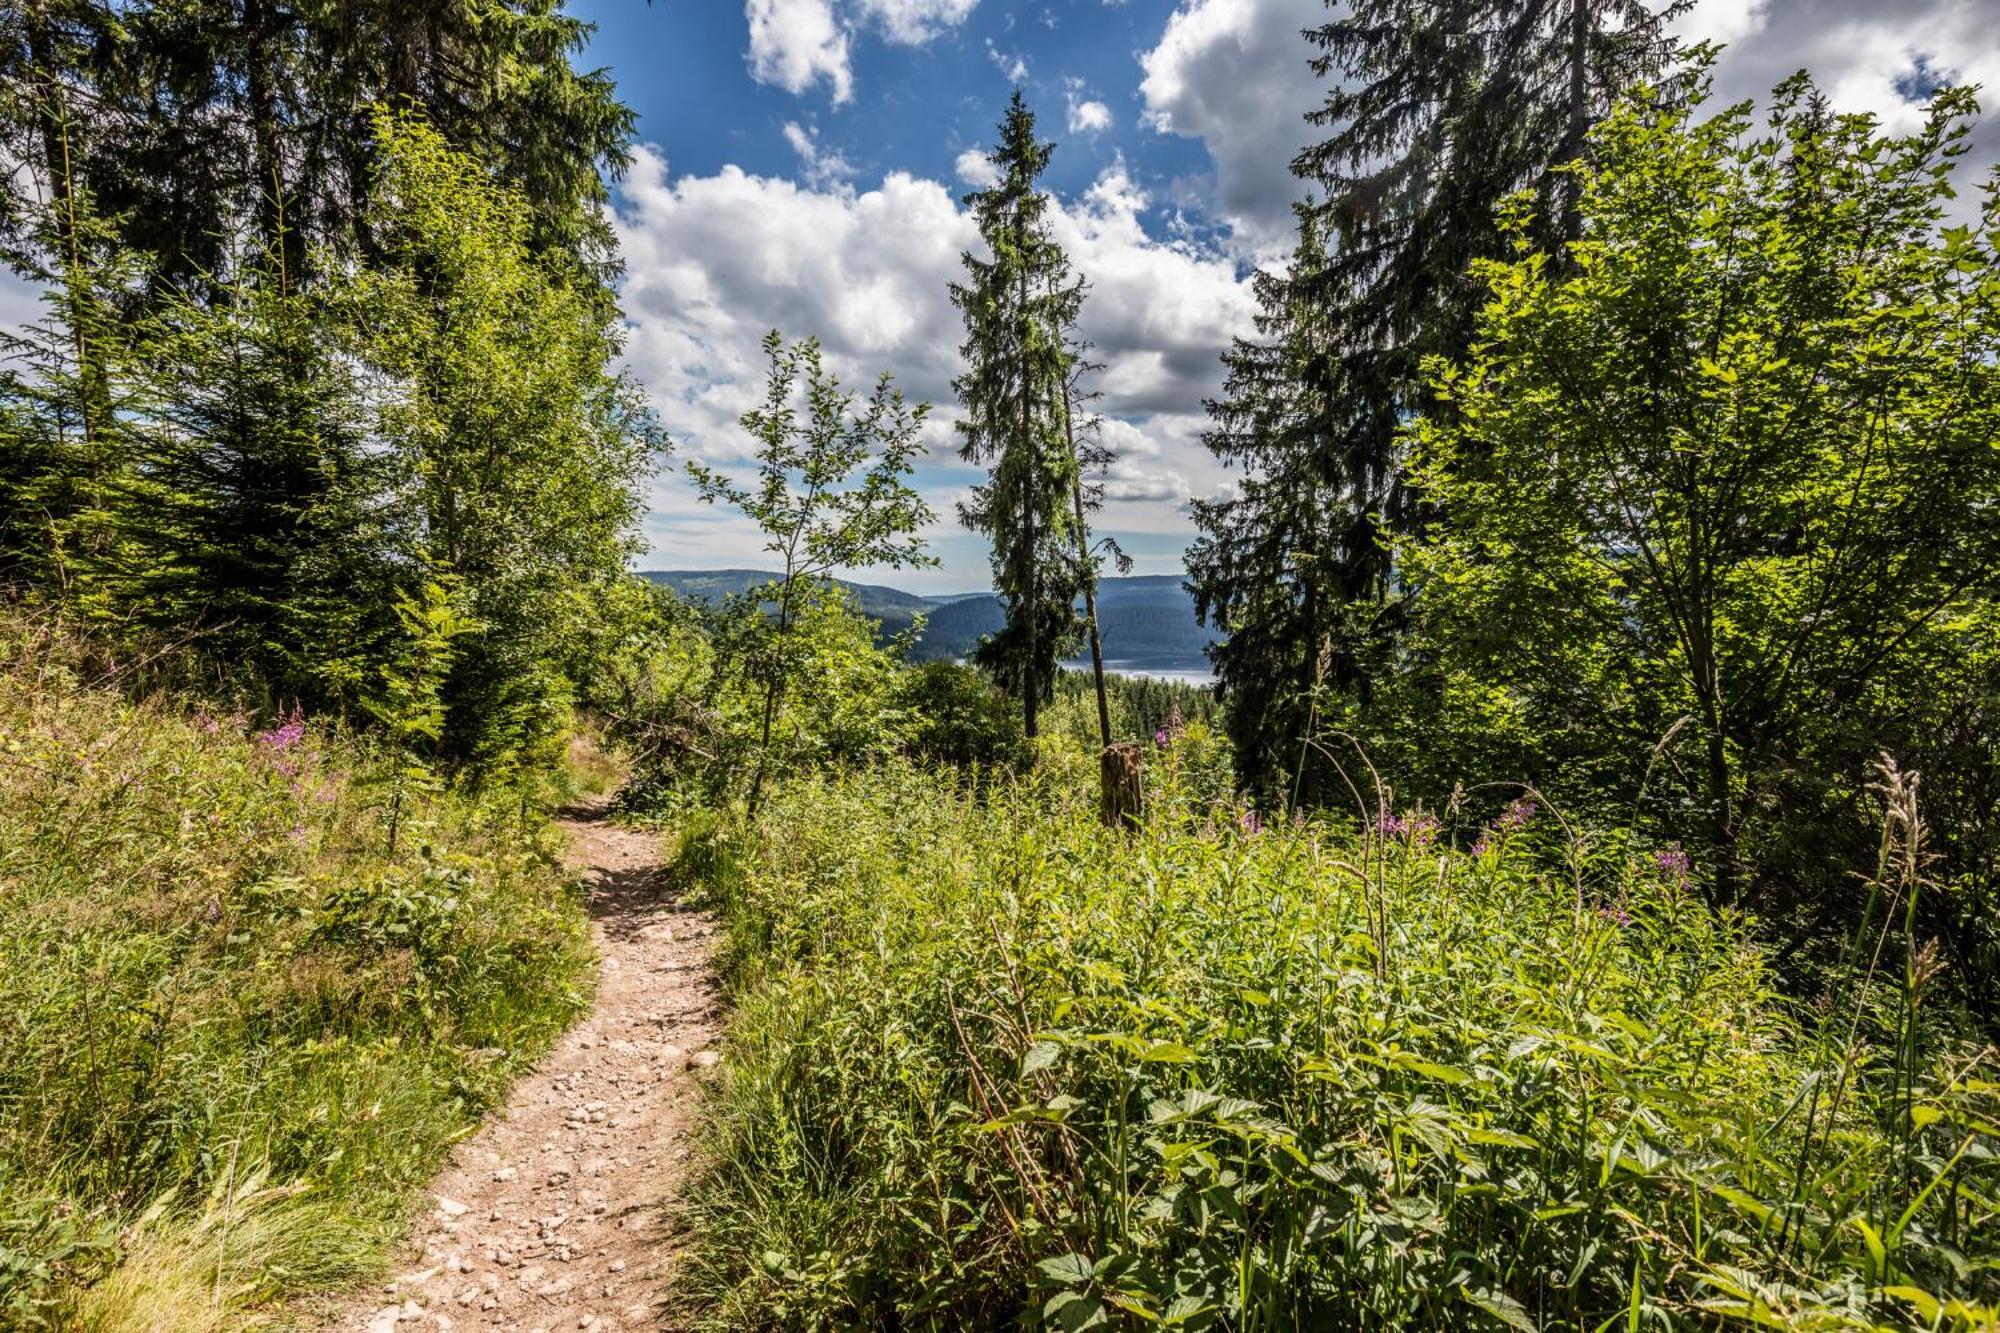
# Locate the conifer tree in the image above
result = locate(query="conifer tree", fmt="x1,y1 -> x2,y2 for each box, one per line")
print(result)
952,91 -> 1088,742
121,251 -> 398,699
1,0 -> 633,300
1190,0 -> 1687,801
1186,209 -> 1354,804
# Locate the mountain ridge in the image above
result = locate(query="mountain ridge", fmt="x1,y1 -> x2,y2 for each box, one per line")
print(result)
639,569 -> 1219,676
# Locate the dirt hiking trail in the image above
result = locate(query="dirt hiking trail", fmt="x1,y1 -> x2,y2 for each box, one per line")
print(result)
340,799 -> 719,1332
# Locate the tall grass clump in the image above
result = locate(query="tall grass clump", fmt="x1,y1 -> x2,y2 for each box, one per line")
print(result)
681,751 -> 1998,1329
0,621 -> 594,1328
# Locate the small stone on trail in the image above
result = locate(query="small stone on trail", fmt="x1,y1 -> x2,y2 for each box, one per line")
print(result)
435,1196 -> 468,1218
492,1166 -> 517,1182
687,1048 -> 722,1072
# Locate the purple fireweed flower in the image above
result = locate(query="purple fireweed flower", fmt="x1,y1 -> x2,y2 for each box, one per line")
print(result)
1239,809 -> 1263,836
1470,836 -> 1490,857
1598,904 -> 1633,927
1375,810 -> 1439,847
1497,798 -> 1537,831
258,706 -> 305,753
1654,843 -> 1691,880
1154,727 -> 1171,746
194,710 -> 220,735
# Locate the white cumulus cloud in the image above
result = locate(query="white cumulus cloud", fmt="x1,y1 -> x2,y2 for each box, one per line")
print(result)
1137,0 -> 1326,260
855,0 -> 978,44
953,147 -> 1000,187
744,0 -> 980,104
745,0 -> 853,103
1066,80 -> 1115,136
782,121 -> 857,190
610,149 -> 1253,572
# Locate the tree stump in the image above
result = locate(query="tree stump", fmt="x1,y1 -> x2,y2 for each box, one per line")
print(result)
1100,742 -> 1144,830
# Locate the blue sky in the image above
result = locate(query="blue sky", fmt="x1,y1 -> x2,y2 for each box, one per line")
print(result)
577,0 -> 2000,593
572,1 -> 1220,239
581,0 -> 1316,592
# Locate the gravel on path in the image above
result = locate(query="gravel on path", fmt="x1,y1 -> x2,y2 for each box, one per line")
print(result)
337,800 -> 720,1333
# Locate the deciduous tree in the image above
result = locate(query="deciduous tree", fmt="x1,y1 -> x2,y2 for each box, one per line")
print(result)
1405,76 -> 2000,945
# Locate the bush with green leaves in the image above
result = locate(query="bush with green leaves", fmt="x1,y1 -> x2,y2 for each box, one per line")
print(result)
1357,71 -> 2000,1001
899,661 -> 1027,772
680,761 -> 1998,1329
0,620 -> 592,1326
614,583 -> 919,816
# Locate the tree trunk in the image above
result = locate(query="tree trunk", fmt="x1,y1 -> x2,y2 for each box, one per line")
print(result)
1064,379 -> 1110,751
27,1 -> 92,428
1018,254 -> 1038,742
746,571 -> 798,815
1686,600 -> 1739,908
242,0 -> 300,289
1100,741 -> 1143,830
1562,0 -> 1589,244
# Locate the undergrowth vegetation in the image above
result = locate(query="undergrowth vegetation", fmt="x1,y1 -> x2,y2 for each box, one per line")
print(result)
0,622 -> 594,1329
678,751 -> 1999,1330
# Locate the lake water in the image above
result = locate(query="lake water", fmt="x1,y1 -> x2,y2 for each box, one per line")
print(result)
1064,659 -> 1217,687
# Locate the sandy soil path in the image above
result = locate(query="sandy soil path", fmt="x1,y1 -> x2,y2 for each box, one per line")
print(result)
341,800 -> 719,1333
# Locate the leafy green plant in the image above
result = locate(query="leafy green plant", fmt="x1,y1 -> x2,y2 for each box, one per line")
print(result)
364,576 -> 477,852
1399,69 -> 2000,974
680,760 -> 1998,1330
688,330 -> 933,811
0,618 -> 592,1325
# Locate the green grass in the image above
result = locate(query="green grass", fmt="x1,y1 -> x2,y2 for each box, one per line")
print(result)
0,623 -> 595,1328
678,755 -> 1999,1329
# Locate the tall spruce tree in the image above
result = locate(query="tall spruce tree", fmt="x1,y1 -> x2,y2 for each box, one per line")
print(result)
1186,210 -> 1355,805
1,0 -> 633,300
1189,0 -> 1686,801
119,252 -> 400,699
952,91 -> 1088,741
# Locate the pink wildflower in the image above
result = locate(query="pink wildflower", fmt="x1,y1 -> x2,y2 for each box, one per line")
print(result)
258,706 -> 305,755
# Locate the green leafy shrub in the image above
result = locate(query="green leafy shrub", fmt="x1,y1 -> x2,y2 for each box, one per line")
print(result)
899,661 -> 1026,772
683,762 -> 1998,1329
0,621 -> 592,1325
616,585 -> 919,816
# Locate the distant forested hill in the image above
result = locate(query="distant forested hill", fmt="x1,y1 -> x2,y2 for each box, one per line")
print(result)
640,570 -> 1219,674
641,569 -> 939,638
